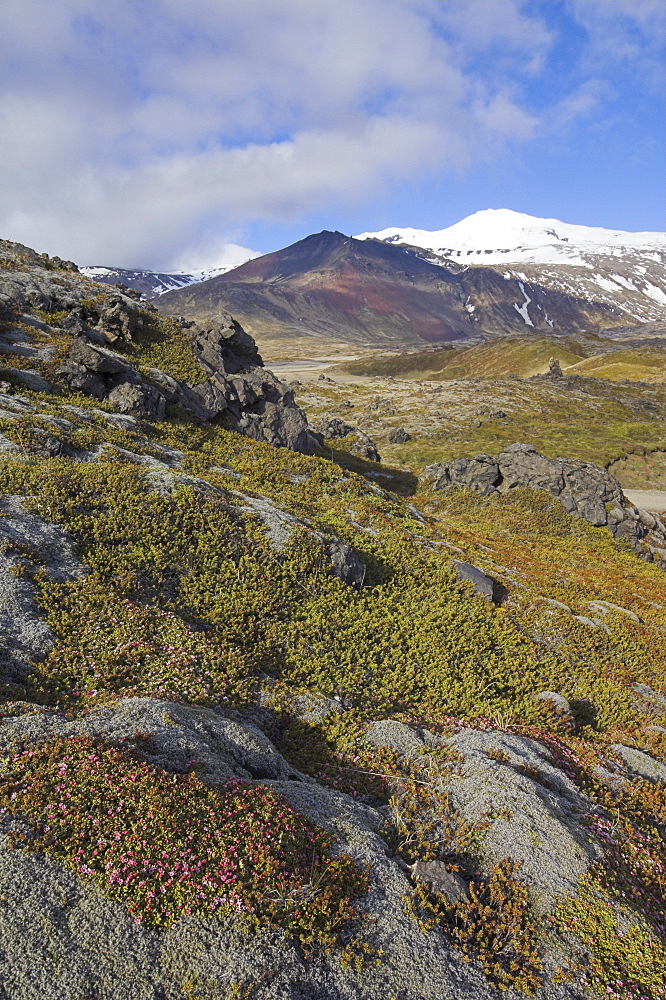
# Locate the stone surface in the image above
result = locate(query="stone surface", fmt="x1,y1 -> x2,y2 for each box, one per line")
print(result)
106,381 -> 167,421
533,691 -> 576,732
441,728 -> 604,914
311,416 -> 381,462
611,743 -> 666,782
452,560 -> 496,601
388,427 -> 411,444
326,539 -> 366,587
0,497 -> 86,681
363,720 -> 605,915
0,698 -> 585,1000
412,860 -> 470,903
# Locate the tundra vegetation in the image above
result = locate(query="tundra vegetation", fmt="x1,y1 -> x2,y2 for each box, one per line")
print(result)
0,237 -> 664,999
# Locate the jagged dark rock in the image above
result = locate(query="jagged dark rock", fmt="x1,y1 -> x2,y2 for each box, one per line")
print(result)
310,416 -> 381,462
105,381 -> 167,421
95,294 -> 143,343
326,539 -> 366,587
56,338 -> 140,399
420,442 -> 666,568
182,313 -> 262,374
0,240 -> 315,455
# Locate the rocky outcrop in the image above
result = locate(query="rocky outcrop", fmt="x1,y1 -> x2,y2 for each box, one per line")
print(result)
0,238 -> 316,455
182,314 -> 262,374
53,322 -> 316,453
310,416 -> 381,462
420,442 -> 666,568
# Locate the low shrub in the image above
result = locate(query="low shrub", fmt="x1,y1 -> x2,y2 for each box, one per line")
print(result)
0,735 -> 370,946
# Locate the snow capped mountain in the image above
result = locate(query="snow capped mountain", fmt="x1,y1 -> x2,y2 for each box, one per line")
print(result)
357,209 -> 666,323
81,255 -> 259,300
357,209 -> 666,266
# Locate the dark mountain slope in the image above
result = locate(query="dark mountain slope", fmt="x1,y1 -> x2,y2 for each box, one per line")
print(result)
157,231 -> 623,350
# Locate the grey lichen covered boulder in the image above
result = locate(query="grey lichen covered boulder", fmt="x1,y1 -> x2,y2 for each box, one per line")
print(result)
366,720 -> 604,916
440,728 -> 604,914
0,497 -> 86,688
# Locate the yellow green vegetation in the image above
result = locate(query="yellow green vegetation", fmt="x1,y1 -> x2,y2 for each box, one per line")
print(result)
0,408 -> 663,736
0,344 -> 665,988
565,348 -> 666,383
384,382 -> 666,473
335,336 -> 666,384
335,337 -> 588,380
408,862 -> 542,993
118,312 -> 205,384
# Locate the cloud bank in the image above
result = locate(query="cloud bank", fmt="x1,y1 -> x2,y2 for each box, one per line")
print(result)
0,0 -> 662,268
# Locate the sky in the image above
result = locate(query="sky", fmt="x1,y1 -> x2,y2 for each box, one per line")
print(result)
0,0 -> 664,271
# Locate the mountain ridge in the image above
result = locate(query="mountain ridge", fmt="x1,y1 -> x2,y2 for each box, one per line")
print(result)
156,227 -> 642,354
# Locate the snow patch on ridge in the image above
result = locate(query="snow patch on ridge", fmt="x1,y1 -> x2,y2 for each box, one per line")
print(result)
357,209 -> 666,267
357,209 -> 666,320
643,282 -> 666,306
514,282 -> 534,327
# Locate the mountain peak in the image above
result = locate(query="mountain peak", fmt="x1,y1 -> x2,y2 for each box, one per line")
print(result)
356,209 -> 666,275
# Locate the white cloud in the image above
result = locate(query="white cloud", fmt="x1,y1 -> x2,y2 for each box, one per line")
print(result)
568,0 -> 665,84
0,0 -> 654,268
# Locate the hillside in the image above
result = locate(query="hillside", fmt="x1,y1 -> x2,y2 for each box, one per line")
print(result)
155,229 -> 638,358
0,236 -> 665,999
334,334 -> 666,383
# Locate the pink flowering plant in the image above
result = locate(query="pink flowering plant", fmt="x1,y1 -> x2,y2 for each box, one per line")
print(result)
0,735 -> 370,946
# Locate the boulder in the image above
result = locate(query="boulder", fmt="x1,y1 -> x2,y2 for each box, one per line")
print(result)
106,382 -> 166,422
310,416 -> 381,462
411,860 -> 469,903
533,691 -> 576,732
326,539 -> 366,587
56,338 -> 137,399
452,560 -> 497,601
349,430 -> 381,463
440,728 -> 604,914
229,371 -> 317,454
311,417 -> 355,439
388,427 -> 411,444
182,314 -> 262,374
611,744 -> 666,783
95,295 -> 143,343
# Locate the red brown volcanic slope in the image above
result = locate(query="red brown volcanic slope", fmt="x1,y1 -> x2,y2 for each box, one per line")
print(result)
157,230 -> 624,350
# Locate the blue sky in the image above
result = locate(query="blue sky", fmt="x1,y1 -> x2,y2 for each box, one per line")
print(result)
0,0 -> 663,270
